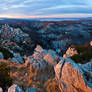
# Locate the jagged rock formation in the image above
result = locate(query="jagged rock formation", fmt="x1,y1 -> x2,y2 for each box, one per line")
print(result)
11,53 -> 24,64
63,47 -> 78,59
25,45 -> 62,69
0,24 -> 35,56
8,84 -> 24,92
0,88 -> 3,92
0,21 -> 92,92
90,41 -> 92,46
54,59 -> 92,92
26,88 -> 36,92
0,45 -> 92,92
79,60 -> 92,88
0,52 -> 4,59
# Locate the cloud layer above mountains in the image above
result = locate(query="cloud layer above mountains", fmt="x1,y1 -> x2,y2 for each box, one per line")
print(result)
0,0 -> 92,17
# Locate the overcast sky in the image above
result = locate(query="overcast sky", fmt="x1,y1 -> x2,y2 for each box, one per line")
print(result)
0,0 -> 92,18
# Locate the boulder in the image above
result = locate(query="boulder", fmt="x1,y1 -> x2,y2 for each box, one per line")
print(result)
12,53 -> 24,64
63,47 -> 78,59
35,45 -> 44,53
0,87 -> 3,92
54,58 -> 92,92
0,52 -> 4,59
27,45 -> 60,68
8,84 -> 24,92
90,41 -> 92,46
43,50 -> 60,65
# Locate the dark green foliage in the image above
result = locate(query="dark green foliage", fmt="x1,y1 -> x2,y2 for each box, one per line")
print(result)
0,63 -> 12,90
0,47 -> 13,59
71,46 -> 92,64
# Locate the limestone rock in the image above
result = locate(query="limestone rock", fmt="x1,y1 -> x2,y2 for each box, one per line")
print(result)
0,52 -> 4,59
35,45 -> 44,53
90,41 -> 92,46
79,60 -> 92,88
26,88 -> 36,92
54,59 -> 92,92
43,50 -> 60,65
63,47 -> 78,59
8,84 -> 24,92
26,45 -> 60,69
11,53 -> 24,64
0,87 -> 3,92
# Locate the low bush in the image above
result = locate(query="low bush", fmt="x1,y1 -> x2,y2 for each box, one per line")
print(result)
0,63 -> 12,90
71,46 -> 92,64
0,47 -> 13,59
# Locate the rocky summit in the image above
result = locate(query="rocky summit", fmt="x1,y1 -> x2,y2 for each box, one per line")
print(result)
0,20 -> 92,92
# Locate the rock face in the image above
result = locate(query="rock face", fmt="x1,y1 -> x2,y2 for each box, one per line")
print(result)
11,53 -> 24,64
26,88 -> 36,92
63,47 -> 78,59
8,84 -> 24,92
79,60 -> 92,88
54,59 -> 92,92
43,50 -> 60,65
0,52 -> 4,59
0,24 -> 35,57
0,87 -> 3,92
25,45 -> 61,69
90,41 -> 92,46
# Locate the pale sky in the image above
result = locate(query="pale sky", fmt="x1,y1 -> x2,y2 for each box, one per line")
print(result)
0,0 -> 92,18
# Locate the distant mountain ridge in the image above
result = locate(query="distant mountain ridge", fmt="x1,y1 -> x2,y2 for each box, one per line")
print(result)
0,17 -> 92,21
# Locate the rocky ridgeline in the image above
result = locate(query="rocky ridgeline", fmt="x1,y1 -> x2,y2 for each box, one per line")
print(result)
0,45 -> 92,92
63,47 -> 78,59
0,24 -> 35,56
0,23 -> 92,92
54,59 -> 92,92
24,45 -> 62,68
34,22 -> 92,55
0,23 -> 92,57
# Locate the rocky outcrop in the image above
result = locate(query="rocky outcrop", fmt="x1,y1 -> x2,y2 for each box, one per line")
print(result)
0,88 -> 3,92
0,52 -> 4,59
90,41 -> 92,46
26,88 -> 36,92
8,84 -> 24,92
43,50 -> 60,65
54,59 -> 92,92
25,45 -> 61,69
63,47 -> 78,59
0,24 -> 35,56
11,53 -> 24,64
79,60 -> 92,88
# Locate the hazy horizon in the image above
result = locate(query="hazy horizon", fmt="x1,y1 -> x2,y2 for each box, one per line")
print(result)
0,0 -> 92,18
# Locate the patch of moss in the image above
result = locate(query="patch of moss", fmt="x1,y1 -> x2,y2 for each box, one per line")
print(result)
0,47 -> 13,59
71,46 -> 92,64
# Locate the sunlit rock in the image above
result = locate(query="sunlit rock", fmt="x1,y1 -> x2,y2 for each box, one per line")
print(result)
63,47 -> 78,59
0,87 -> 3,92
8,84 -> 24,92
54,59 -> 92,92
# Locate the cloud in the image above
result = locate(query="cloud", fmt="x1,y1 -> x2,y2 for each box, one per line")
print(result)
0,0 -> 92,17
